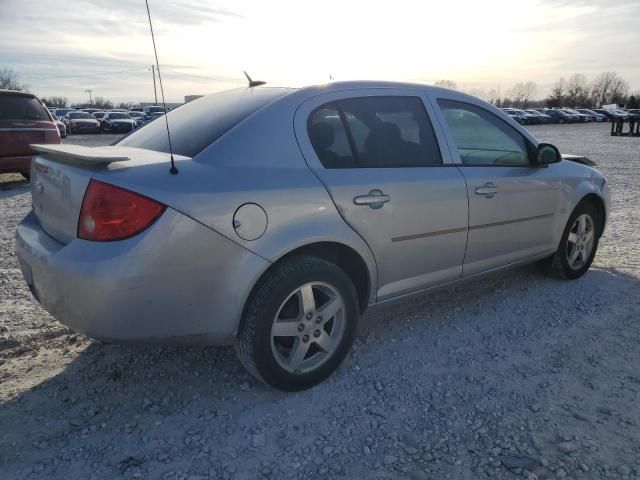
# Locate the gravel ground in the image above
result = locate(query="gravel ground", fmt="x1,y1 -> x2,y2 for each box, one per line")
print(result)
1,124 -> 639,480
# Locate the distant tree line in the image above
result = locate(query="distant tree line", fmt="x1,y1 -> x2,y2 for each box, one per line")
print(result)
3,66 -> 637,111
435,71 -> 637,109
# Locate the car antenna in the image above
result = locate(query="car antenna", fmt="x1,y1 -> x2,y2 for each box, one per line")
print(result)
243,71 -> 266,88
145,0 -> 178,175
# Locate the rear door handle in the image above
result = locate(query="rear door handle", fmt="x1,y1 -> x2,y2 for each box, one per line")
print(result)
474,182 -> 498,198
353,189 -> 390,209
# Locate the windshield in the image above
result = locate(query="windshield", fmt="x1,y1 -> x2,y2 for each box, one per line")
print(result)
0,94 -> 51,121
68,112 -> 92,119
563,109 -> 579,114
109,113 -> 131,119
119,88 -> 290,157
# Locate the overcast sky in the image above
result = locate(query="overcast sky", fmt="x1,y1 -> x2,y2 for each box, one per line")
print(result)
0,0 -> 638,103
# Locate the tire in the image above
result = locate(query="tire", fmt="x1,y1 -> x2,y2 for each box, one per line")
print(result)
236,255 -> 359,391
541,201 -> 601,279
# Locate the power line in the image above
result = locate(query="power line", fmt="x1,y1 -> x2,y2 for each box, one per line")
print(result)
23,67 -> 149,79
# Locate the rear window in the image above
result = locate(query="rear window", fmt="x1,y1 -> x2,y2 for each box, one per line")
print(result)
0,94 -> 50,121
118,88 -> 290,157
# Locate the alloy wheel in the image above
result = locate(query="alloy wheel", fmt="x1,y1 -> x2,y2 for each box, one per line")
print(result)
270,282 -> 346,374
566,213 -> 595,270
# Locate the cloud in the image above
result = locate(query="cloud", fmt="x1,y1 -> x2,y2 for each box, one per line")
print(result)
0,0 -> 638,102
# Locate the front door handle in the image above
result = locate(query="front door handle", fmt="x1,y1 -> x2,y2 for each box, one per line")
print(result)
474,182 -> 498,198
353,189 -> 390,209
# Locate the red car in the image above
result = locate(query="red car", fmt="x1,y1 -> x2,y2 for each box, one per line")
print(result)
0,90 -> 60,178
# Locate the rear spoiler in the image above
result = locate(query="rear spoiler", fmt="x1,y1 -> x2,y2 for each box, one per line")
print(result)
30,144 -> 191,167
31,144 -> 130,166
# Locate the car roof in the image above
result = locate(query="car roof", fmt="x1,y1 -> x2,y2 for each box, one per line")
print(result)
0,89 -> 37,98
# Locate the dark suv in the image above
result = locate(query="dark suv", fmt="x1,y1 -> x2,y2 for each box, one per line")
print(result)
0,90 -> 60,178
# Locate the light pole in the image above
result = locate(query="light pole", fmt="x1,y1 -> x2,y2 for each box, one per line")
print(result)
85,89 -> 93,105
150,65 -> 158,104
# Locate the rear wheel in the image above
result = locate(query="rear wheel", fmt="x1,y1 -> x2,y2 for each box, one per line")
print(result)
541,202 -> 600,279
236,255 -> 359,391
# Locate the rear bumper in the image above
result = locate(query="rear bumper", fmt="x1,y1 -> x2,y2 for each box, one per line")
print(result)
16,209 -> 270,345
0,155 -> 31,174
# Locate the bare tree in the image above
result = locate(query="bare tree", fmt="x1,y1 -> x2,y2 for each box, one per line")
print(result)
565,74 -> 589,107
92,97 -> 114,109
41,96 -> 68,108
507,82 -> 538,108
434,79 -> 458,90
0,67 -> 27,91
546,77 -> 567,107
117,101 -> 135,110
590,71 -> 628,107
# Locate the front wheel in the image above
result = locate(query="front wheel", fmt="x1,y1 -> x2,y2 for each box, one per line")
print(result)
236,256 -> 359,391
542,202 -> 601,279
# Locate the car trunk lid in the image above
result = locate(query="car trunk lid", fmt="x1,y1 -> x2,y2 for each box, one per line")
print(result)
29,144 -> 189,244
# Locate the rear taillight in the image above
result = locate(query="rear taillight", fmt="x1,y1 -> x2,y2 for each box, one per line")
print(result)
78,180 -> 166,241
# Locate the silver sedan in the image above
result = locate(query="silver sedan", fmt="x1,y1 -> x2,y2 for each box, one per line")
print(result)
16,81 -> 610,390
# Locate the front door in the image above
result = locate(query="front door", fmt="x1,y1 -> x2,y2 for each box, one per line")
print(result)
295,89 -> 469,300
433,97 -> 560,275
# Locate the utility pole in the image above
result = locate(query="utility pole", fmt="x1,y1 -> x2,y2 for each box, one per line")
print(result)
150,65 -> 158,104
85,89 -> 93,105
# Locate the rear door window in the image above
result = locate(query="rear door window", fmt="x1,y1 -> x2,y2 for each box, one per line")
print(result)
307,104 -> 357,168
308,96 -> 442,168
0,94 -> 50,121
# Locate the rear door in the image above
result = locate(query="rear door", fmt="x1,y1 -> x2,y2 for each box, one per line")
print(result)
430,95 -> 560,275
295,88 -> 469,301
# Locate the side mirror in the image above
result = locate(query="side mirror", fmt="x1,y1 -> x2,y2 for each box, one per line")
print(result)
536,143 -> 561,166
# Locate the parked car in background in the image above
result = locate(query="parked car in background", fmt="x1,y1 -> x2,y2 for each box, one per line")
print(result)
80,108 -> 102,115
108,109 -> 129,113
51,113 -> 67,138
92,111 -> 107,122
524,109 -> 552,123
501,108 -> 528,124
540,108 -> 578,124
100,112 -> 137,133
53,107 -> 76,118
127,111 -> 145,125
502,108 -> 540,124
593,109 -> 628,121
142,105 -> 167,123
0,89 -> 60,178
626,109 -> 640,120
612,109 -> 631,119
576,109 -> 607,122
17,82 -> 610,390
63,111 -> 101,134
561,108 -> 591,122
